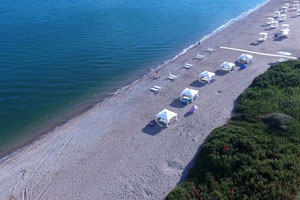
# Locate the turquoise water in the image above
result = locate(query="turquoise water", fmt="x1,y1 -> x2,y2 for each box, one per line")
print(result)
0,0 -> 267,156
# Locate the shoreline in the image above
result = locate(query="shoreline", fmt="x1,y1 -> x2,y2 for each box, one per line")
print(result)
0,0 -> 270,162
1,0 -> 299,199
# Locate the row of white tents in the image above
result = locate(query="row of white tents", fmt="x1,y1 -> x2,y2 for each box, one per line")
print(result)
155,1 -> 296,128
155,54 -> 253,127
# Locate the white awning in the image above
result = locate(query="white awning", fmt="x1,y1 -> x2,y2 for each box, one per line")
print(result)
155,109 -> 177,126
198,71 -> 216,83
238,54 -> 253,63
220,62 -> 235,71
180,88 -> 199,99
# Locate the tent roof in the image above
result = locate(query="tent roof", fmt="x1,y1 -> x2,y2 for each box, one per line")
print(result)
220,62 -> 235,68
156,109 -> 177,124
199,71 -> 215,78
239,54 -> 253,59
260,32 -> 268,36
180,88 -> 198,98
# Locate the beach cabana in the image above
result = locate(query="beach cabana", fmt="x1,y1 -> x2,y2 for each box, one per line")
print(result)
270,21 -> 278,29
155,109 -> 177,127
180,88 -> 198,104
274,11 -> 281,18
238,54 -> 253,64
296,9 -> 300,16
280,6 -> 288,13
280,29 -> 290,38
266,17 -> 274,25
293,4 -> 299,10
279,14 -> 287,22
258,32 -> 268,42
281,24 -> 289,29
284,3 -> 290,8
220,62 -> 235,72
198,71 -> 216,83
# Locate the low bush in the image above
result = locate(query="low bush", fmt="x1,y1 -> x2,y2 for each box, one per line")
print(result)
167,60 -> 300,200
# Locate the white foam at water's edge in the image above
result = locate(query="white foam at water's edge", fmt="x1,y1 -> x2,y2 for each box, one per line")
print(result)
0,0 -> 271,163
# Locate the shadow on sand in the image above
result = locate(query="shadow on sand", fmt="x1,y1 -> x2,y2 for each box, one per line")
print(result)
142,124 -> 163,136
189,80 -> 207,88
214,70 -> 228,76
234,61 -> 243,68
169,99 -> 186,108
250,41 -> 263,46
184,111 -> 193,117
274,37 -> 287,42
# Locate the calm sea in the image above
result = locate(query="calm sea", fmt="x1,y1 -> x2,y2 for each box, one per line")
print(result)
0,0 -> 267,157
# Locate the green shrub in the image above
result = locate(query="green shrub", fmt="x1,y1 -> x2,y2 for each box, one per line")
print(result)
167,60 -> 300,200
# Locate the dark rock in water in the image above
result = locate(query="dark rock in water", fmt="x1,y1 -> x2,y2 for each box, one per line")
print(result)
262,113 -> 292,130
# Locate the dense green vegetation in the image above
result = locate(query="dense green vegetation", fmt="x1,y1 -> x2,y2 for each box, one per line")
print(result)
167,60 -> 300,200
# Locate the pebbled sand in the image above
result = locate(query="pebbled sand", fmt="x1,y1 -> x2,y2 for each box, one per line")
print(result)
1,0 -> 299,199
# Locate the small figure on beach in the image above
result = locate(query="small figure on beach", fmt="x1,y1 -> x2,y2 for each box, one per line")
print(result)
198,41 -> 201,45
155,70 -> 160,79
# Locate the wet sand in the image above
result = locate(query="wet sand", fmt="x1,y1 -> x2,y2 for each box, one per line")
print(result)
1,0 -> 300,199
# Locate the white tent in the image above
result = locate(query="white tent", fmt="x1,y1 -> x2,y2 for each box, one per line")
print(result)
155,109 -> 177,127
270,20 -> 278,29
180,88 -> 199,102
258,32 -> 268,42
274,11 -> 281,18
280,29 -> 290,38
238,54 -> 253,64
280,6 -> 288,13
293,4 -> 299,10
198,71 -> 216,83
266,17 -> 274,25
220,62 -> 235,72
279,14 -> 287,22
281,24 -> 289,29
284,3 -> 290,8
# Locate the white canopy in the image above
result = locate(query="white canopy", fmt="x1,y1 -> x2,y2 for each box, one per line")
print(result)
274,11 -> 281,18
258,32 -> 268,41
279,14 -> 287,21
280,29 -> 290,37
260,32 -> 268,37
155,109 -> 177,127
281,24 -> 289,29
180,88 -> 199,100
199,71 -> 216,83
267,17 -> 274,24
220,62 -> 235,71
238,54 -> 253,63
271,20 -> 278,28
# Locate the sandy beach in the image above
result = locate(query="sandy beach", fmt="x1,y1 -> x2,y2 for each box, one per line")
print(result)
1,0 -> 300,199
